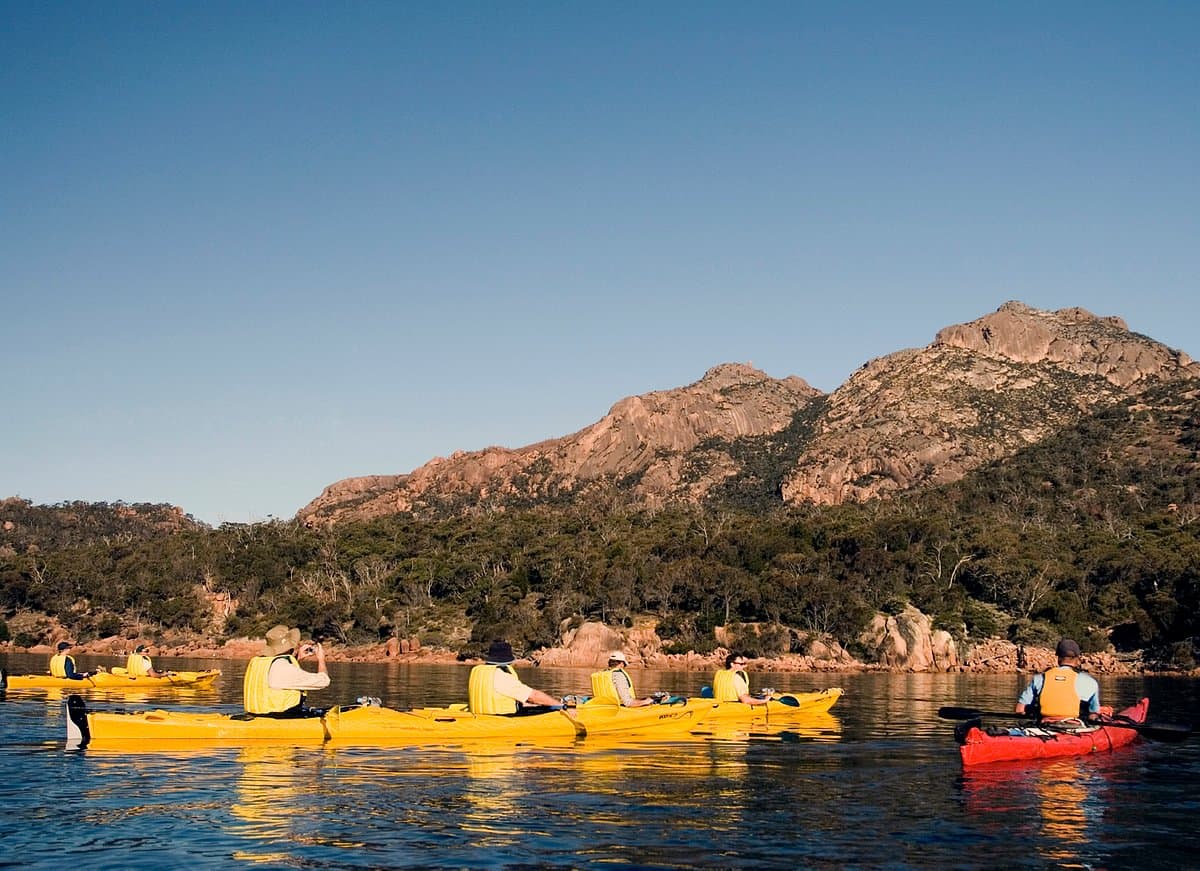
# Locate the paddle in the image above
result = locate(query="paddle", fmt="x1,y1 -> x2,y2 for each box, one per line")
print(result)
66,694 -> 91,749
937,706 -> 1193,742
0,667 -> 7,691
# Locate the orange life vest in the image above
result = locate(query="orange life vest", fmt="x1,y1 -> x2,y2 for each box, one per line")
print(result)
1037,665 -> 1085,719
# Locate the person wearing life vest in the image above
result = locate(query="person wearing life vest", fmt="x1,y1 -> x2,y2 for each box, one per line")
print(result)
590,651 -> 656,706
468,640 -> 561,714
125,644 -> 168,678
712,652 -> 771,707
1015,638 -> 1112,722
243,625 -> 330,718
49,641 -> 104,680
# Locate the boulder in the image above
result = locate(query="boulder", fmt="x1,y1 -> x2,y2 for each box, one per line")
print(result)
859,605 -> 959,672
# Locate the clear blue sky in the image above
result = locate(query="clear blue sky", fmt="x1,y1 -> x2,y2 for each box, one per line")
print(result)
3,2 -> 1197,525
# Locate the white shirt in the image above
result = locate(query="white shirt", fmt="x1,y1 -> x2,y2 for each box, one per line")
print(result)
610,669 -> 636,705
492,666 -> 533,704
268,658 -> 331,691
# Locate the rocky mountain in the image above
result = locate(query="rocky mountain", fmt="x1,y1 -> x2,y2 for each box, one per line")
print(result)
298,302 -> 1200,526
299,362 -> 824,525
782,301 -> 1198,504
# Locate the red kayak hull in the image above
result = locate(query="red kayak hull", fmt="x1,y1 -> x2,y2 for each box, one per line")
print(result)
958,698 -> 1149,766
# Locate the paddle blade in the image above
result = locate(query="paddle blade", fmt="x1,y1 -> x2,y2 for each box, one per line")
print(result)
776,695 -> 800,708
1136,722 -> 1193,742
938,706 -> 988,721
66,694 -> 90,749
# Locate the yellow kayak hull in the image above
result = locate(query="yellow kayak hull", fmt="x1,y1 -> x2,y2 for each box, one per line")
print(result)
688,687 -> 844,721
80,705 -> 328,744
572,699 -> 709,735
70,699 -> 579,747
5,669 -> 221,691
65,689 -> 841,749
326,705 -> 583,743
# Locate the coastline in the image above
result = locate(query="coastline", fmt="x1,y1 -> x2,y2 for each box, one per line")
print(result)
2,636 -> 1178,676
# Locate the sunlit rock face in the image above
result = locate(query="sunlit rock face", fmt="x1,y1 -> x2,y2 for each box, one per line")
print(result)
297,302 -> 1199,525
298,362 -> 823,525
780,302 -> 1198,506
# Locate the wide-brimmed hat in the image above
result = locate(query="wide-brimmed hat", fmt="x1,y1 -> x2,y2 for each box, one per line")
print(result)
1055,638 -> 1081,658
263,625 -> 301,656
486,640 -> 515,664
607,650 -> 628,663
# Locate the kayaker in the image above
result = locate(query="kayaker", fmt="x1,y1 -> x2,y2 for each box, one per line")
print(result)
49,641 -> 105,680
712,652 -> 770,707
468,640 -> 562,714
125,644 -> 168,678
590,651 -> 657,707
1015,638 -> 1111,722
243,625 -> 331,718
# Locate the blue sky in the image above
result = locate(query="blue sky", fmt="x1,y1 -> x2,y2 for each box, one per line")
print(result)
3,2 -> 1197,525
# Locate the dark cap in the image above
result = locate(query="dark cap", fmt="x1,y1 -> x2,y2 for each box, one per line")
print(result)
57,641 -> 72,651
1055,638 -> 1082,658
135,644 -> 148,653
486,640 -> 515,664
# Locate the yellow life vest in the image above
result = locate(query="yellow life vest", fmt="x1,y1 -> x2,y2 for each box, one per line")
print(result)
468,664 -> 518,714
1037,665 -> 1084,719
590,667 -> 636,704
243,654 -> 303,715
50,653 -> 74,677
712,668 -> 749,703
125,653 -> 153,677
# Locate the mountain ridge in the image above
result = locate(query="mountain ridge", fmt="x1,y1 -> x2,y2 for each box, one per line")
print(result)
298,301 -> 1199,526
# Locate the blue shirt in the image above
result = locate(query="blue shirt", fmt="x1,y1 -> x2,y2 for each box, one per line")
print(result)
1018,670 -> 1101,713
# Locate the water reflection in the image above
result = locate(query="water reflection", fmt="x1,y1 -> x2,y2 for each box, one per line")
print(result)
690,711 -> 842,745
5,659 -> 1199,869
958,755 -> 1117,868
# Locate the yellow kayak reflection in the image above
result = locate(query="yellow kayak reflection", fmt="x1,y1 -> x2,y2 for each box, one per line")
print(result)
689,710 -> 843,744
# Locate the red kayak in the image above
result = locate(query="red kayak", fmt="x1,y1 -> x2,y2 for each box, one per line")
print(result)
957,698 -> 1149,766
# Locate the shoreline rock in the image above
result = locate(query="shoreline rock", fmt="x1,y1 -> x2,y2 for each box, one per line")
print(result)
1,636 -> 1165,676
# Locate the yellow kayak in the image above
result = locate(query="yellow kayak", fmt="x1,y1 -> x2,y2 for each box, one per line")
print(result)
67,697 -> 582,748
687,687 -> 844,721
3,668 -> 221,691
66,695 -> 715,749
71,698 -> 329,745
326,704 -> 583,743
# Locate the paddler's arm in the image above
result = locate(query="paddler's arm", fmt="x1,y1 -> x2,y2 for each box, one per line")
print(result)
268,643 -> 331,690
524,688 -> 561,707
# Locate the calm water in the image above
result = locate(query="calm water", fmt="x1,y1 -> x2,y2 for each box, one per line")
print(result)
2,651 -> 1199,869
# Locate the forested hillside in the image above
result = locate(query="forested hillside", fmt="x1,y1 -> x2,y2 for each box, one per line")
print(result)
2,381 -> 1197,665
